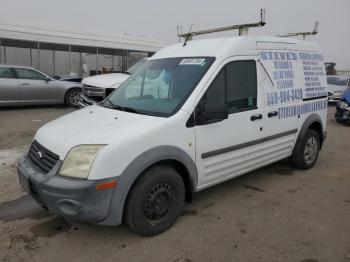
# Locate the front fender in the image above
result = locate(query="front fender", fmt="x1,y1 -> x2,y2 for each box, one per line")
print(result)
99,145 -> 198,226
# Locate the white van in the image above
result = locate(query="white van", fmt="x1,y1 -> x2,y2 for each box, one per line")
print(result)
18,35 -> 328,236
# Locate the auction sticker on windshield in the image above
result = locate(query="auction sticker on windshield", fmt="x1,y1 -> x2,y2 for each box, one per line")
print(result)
179,58 -> 207,66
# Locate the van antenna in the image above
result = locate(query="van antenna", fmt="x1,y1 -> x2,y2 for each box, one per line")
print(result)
177,25 -> 183,43
177,9 -> 266,40
183,24 -> 193,47
279,21 -> 319,40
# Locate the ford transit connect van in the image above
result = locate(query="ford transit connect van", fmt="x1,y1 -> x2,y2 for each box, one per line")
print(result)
18,35 -> 328,236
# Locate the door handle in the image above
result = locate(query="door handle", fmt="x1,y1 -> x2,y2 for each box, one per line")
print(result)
268,111 -> 279,118
20,83 -> 30,86
250,114 -> 263,121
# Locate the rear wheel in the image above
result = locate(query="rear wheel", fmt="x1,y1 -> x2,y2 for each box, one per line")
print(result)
291,129 -> 320,170
65,88 -> 81,107
124,165 -> 185,236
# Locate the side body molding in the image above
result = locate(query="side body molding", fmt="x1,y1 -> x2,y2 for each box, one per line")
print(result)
293,113 -> 324,155
99,146 -> 198,226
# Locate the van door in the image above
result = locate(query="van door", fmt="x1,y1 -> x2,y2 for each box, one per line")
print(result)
256,44 -> 304,163
195,58 -> 265,189
0,67 -> 19,104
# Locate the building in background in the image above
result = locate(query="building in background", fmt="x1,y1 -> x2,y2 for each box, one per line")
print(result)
0,22 -> 167,77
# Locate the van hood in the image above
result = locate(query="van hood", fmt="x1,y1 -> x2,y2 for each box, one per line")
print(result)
82,73 -> 129,89
35,106 -> 163,159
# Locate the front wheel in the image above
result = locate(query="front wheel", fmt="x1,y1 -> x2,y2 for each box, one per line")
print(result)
291,129 -> 320,170
124,165 -> 185,236
65,88 -> 81,108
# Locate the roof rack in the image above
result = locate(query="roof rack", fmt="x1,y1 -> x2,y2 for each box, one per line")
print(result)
279,21 -> 319,39
177,9 -> 266,41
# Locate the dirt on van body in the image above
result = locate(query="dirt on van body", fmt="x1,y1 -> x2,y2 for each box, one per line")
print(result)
0,106 -> 349,262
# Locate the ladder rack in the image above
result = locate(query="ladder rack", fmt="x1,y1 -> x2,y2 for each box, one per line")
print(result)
177,9 -> 266,40
279,21 -> 319,39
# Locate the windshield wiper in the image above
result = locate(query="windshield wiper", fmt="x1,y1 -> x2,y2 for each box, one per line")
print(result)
102,98 -> 140,114
112,104 -> 141,114
101,97 -> 115,108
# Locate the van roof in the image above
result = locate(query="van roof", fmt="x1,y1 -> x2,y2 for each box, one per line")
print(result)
151,36 -> 321,60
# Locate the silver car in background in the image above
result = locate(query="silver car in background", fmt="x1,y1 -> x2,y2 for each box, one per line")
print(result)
327,75 -> 350,103
0,65 -> 82,107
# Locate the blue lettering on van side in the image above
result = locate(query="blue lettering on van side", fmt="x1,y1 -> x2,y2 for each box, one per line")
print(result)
278,99 -> 327,119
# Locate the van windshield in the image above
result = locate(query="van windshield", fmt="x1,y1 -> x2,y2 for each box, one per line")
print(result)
105,57 -> 215,117
126,59 -> 147,75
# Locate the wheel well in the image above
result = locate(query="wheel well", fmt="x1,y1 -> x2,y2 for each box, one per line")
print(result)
146,160 -> 194,203
65,87 -> 81,96
308,121 -> 323,148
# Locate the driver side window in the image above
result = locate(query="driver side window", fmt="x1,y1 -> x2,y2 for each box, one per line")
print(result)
199,60 -> 257,114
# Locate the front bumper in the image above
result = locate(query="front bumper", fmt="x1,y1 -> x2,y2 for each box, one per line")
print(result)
328,94 -> 342,103
17,155 -> 117,224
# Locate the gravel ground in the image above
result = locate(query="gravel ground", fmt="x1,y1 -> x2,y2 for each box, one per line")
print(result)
0,105 -> 349,262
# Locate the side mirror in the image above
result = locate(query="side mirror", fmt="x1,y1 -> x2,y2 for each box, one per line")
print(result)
45,76 -> 51,82
199,102 -> 228,124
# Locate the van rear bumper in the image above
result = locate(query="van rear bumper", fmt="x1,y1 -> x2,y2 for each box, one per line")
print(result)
17,155 -> 118,224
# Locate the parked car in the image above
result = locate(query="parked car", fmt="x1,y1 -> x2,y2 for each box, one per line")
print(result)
0,65 -> 82,107
327,75 -> 350,103
335,88 -> 350,124
18,36 -> 327,236
58,75 -> 83,83
79,59 -> 147,107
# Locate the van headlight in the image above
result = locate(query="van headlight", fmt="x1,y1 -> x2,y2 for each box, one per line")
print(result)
58,145 -> 105,179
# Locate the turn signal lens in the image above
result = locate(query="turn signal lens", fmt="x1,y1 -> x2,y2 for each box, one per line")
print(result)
95,180 -> 117,190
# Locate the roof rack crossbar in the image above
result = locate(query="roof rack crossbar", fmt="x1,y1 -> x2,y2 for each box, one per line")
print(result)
177,9 -> 266,40
279,21 -> 319,39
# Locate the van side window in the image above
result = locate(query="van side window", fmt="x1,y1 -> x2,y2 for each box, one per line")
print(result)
203,69 -> 225,106
226,60 -> 257,113
199,60 -> 257,116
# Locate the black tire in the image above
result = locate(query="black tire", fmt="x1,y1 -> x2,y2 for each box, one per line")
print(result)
65,88 -> 81,108
291,129 -> 320,170
124,165 -> 185,236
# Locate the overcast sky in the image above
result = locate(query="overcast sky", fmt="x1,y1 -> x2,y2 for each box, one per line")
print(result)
0,0 -> 349,70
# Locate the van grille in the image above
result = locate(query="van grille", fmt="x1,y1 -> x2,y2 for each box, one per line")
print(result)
28,140 -> 59,173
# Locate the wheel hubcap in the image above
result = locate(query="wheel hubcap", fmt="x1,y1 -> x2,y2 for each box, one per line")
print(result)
69,92 -> 80,106
144,183 -> 175,220
304,137 -> 318,165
